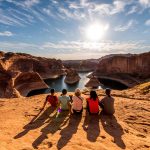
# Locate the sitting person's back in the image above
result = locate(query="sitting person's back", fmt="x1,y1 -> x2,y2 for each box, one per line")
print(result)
99,88 -> 115,115
72,88 -> 83,114
46,94 -> 58,107
41,89 -> 58,110
87,90 -> 99,114
58,89 -> 70,110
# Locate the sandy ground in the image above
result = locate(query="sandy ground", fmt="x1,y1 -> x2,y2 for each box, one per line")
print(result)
0,93 -> 150,150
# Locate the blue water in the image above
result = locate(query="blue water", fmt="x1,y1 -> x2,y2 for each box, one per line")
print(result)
27,72 -> 100,96
27,72 -> 128,97
44,72 -> 95,92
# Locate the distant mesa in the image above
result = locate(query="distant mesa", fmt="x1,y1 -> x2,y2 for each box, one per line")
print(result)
63,59 -> 99,72
85,75 -> 102,88
64,68 -> 81,84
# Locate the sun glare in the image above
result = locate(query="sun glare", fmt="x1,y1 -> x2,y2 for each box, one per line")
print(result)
85,22 -> 109,41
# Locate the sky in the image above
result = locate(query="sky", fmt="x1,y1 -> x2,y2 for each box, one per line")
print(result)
0,0 -> 150,60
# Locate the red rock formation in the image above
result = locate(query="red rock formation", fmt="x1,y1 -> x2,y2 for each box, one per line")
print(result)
0,51 -> 65,98
85,76 -> 102,88
0,51 -> 5,57
14,72 -> 48,97
64,68 -> 81,84
1,52 -> 65,78
95,52 -> 150,87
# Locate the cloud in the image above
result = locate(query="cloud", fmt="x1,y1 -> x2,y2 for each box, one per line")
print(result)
114,20 -> 137,32
111,0 -> 126,14
145,19 -> 150,26
51,0 -> 58,4
27,40 -> 149,53
1,40 -> 149,59
0,2 -> 44,27
0,31 -> 13,36
55,28 -> 66,34
1,0 -> 47,25
90,0 -> 133,16
139,0 -> 150,7
8,9 -> 35,24
43,8 -> 54,17
0,0 -> 140,28
5,0 -> 39,8
58,7 -> 85,20
0,9 -> 25,26
127,5 -> 138,15
24,0 -> 40,7
68,2 -> 82,9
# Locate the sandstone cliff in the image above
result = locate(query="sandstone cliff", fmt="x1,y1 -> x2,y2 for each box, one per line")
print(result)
0,51 -> 65,98
1,52 -> 65,78
94,52 -> 150,87
14,72 -> 48,97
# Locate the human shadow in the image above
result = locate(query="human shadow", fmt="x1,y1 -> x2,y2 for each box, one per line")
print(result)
57,113 -> 82,149
82,110 -> 100,142
32,111 -> 69,149
100,112 -> 126,149
14,107 -> 56,139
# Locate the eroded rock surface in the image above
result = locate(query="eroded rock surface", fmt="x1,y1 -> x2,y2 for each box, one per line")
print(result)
2,52 -> 65,78
14,72 -> 48,97
94,52 -> 150,87
64,68 -> 80,84
85,76 -> 101,88
0,51 -> 65,98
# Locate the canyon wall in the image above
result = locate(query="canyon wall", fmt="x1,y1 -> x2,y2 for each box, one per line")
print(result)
95,52 -> 150,87
0,51 -> 65,98
63,59 -> 99,72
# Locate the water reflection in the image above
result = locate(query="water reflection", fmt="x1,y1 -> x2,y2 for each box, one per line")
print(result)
44,72 -> 92,92
27,72 -> 94,96
27,72 -> 128,97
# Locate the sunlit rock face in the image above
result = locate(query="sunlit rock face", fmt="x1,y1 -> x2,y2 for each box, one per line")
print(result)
0,51 -> 65,98
64,68 -> 81,84
14,72 -> 48,97
2,52 -> 65,79
85,76 -> 101,88
95,52 -> 150,87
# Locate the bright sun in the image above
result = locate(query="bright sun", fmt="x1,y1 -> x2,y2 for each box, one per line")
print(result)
85,22 -> 109,41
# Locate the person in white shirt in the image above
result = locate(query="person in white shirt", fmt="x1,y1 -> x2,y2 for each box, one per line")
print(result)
72,88 -> 83,114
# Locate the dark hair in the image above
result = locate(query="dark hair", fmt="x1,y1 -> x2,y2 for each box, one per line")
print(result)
62,89 -> 67,95
90,90 -> 98,101
50,88 -> 55,94
105,88 -> 111,97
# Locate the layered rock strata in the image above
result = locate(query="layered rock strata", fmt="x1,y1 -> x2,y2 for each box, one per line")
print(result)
94,52 -> 150,87
0,51 -> 65,98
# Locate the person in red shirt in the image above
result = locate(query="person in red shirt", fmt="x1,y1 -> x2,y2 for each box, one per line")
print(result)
41,89 -> 58,110
86,90 -> 99,114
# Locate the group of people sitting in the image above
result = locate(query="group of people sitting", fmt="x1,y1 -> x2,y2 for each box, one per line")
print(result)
41,88 -> 115,116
